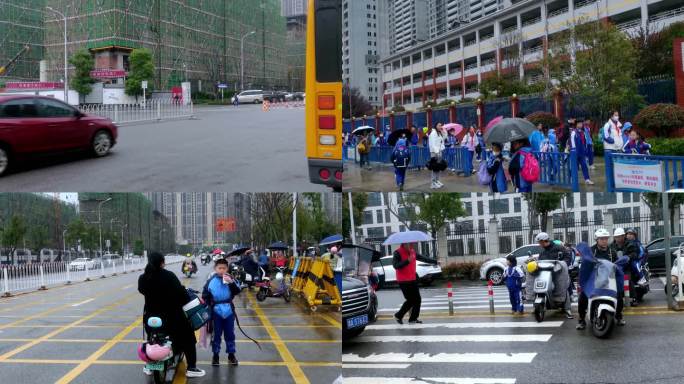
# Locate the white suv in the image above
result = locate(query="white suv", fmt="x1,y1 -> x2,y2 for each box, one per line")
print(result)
232,90 -> 264,104
479,244 -> 542,285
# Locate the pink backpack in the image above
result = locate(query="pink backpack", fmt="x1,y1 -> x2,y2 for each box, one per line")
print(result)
520,151 -> 540,183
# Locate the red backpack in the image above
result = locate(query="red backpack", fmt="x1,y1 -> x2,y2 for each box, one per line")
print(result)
520,151 -> 540,183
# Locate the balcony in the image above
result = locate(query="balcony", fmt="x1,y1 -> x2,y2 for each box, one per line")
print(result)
522,16 -> 541,27
501,24 -> 518,34
548,7 -> 569,18
615,19 -> 641,34
574,0 -> 598,10
464,39 -> 477,47
649,6 -> 684,24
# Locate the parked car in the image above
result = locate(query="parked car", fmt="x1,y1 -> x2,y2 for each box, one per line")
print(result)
645,236 -> 684,274
342,243 -> 380,340
0,95 -> 118,176
231,90 -> 264,104
69,258 -> 95,271
480,244 -> 542,285
286,92 -> 305,101
263,91 -> 287,103
372,254 -> 442,288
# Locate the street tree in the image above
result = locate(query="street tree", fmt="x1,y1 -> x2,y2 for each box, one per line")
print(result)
523,193 -> 564,242
133,239 -> 145,256
1,216 -> 26,264
298,193 -> 338,245
28,226 -> 49,252
248,193 -> 297,247
343,193 -> 368,240
125,48 -> 155,101
343,86 -> 373,119
642,193 -> 684,237
632,21 -> 684,79
69,49 -> 95,103
545,19 -> 644,122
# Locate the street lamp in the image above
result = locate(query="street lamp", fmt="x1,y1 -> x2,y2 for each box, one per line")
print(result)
240,31 -> 256,91
97,197 -> 112,258
46,6 -> 69,104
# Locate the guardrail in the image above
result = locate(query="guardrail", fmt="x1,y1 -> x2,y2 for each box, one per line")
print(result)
1,255 -> 185,297
79,100 -> 194,125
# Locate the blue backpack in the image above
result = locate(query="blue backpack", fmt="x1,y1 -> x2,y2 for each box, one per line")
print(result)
478,159 -> 491,186
393,145 -> 410,168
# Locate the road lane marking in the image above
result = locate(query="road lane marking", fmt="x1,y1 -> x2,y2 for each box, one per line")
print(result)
366,321 -> 564,330
247,293 -> 310,384
0,291 -> 140,361
343,364 -> 410,369
379,303 -> 578,311
342,352 -> 537,364
0,359 -> 341,367
55,317 -> 141,384
70,298 -> 95,307
317,313 -> 342,328
172,358 -> 188,384
352,334 -> 552,343
0,338 -> 340,343
121,284 -> 135,290
342,377 -> 516,384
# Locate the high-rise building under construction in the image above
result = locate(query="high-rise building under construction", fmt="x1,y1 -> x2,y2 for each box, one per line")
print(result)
0,0 -> 289,90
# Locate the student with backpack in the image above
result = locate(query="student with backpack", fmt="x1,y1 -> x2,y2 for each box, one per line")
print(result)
484,142 -> 507,193
583,118 -> 595,170
570,120 -> 594,185
475,128 -> 486,161
503,254 -> 524,315
391,138 -> 411,191
357,133 -> 371,170
508,138 -> 538,192
622,129 -> 651,155
602,110 -> 623,155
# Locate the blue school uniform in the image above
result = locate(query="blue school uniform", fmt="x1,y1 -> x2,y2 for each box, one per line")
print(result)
503,265 -> 524,312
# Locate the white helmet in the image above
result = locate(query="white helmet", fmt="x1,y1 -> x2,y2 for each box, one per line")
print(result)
613,228 -> 625,237
594,228 -> 610,239
535,232 -> 550,242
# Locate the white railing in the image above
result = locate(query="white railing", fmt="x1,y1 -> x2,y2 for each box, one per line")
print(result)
1,255 -> 185,297
548,7 -> 569,18
574,0 -> 597,9
79,100 -> 195,125
522,16 -> 541,27
649,6 -> 684,23
501,25 -> 518,34
616,19 -> 641,31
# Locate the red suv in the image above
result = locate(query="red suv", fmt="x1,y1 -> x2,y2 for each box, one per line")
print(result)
0,95 -> 118,176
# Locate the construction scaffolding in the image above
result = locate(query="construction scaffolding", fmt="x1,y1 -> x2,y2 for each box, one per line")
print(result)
0,0 -> 46,83
285,15 -> 306,91
39,0 -> 288,92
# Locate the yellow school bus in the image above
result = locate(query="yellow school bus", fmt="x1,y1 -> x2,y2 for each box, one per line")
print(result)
305,0 -> 342,190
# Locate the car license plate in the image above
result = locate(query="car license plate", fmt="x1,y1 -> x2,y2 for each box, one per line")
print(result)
145,361 -> 165,371
346,314 -> 368,329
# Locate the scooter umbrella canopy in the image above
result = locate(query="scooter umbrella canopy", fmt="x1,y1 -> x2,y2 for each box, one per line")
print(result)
319,234 -> 343,246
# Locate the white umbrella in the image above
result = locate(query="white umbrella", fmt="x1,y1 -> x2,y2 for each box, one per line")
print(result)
352,125 -> 375,135
383,230 -> 433,245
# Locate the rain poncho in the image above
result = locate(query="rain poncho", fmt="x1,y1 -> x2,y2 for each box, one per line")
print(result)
525,260 -> 570,303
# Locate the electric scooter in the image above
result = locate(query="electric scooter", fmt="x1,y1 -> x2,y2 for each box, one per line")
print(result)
144,317 -> 185,384
256,266 -> 291,302
527,252 -> 571,323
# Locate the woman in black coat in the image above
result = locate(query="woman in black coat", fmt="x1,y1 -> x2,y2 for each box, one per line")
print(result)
138,252 -> 205,378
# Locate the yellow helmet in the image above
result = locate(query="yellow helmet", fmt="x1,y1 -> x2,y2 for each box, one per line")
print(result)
527,260 -> 538,274
423,127 -> 429,134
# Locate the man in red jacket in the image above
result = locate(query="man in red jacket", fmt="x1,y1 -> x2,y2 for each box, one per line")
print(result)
393,243 -> 422,324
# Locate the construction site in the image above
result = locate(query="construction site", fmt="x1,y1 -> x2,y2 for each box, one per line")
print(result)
0,0 -> 289,92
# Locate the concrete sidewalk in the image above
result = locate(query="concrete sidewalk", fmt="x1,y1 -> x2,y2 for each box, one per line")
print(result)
343,157 -> 607,192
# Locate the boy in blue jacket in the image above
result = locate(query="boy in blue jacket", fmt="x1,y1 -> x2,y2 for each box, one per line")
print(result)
503,254 -> 524,314
202,258 -> 241,366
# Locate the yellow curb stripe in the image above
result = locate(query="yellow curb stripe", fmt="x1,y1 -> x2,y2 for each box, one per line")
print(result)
247,293 -> 310,384
0,338 -> 341,344
55,317 -> 141,384
171,357 -> 188,384
0,292 -> 139,362
316,313 -> 342,328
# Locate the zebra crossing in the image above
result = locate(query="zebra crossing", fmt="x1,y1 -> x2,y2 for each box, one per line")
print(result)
343,285 -> 576,384
376,285 -> 577,314
342,317 -> 567,384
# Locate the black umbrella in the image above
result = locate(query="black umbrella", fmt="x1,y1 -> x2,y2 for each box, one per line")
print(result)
227,246 -> 251,256
483,117 -> 536,144
387,129 -> 411,146
268,241 -> 289,250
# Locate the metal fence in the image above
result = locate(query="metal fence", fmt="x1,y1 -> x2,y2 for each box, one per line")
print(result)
79,100 -> 195,125
1,255 -> 184,296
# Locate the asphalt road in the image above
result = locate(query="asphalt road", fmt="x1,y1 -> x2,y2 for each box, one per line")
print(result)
1,105 -> 327,192
0,258 -> 341,384
343,279 -> 684,384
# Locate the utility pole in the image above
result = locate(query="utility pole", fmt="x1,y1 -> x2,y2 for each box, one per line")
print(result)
348,193 -> 356,245
97,197 -> 112,259
46,6 -> 69,104
292,193 -> 298,257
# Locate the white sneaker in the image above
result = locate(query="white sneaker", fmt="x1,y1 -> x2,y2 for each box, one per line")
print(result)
143,367 -> 152,376
430,182 -> 438,189
585,179 -> 594,185
186,368 -> 206,378
436,180 -> 444,187
637,277 -> 647,286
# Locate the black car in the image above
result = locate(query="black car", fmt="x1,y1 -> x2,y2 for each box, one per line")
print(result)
342,244 -> 380,340
263,91 -> 287,103
290,92 -> 305,101
645,236 -> 684,274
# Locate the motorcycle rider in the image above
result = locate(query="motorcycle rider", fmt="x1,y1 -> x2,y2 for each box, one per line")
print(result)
239,250 -> 261,282
577,229 -> 626,330
181,257 -> 198,276
625,228 -> 648,287
535,232 -> 573,319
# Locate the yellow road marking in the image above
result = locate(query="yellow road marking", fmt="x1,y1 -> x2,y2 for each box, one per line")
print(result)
0,358 -> 341,367
316,313 -> 342,328
1,325 -> 133,328
172,358 -> 187,384
248,293 -> 310,384
0,338 -> 340,344
0,292 -> 140,361
55,317 -> 141,384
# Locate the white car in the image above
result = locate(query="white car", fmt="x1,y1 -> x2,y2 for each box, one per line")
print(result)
69,258 -> 94,271
479,244 -> 542,285
372,255 -> 442,288
232,90 -> 264,104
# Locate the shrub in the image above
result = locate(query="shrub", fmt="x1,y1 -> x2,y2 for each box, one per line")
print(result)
441,261 -> 484,281
647,137 -> 684,156
526,111 -> 560,129
633,103 -> 684,137
390,105 -> 406,113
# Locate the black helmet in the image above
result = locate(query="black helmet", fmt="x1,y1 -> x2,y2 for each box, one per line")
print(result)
625,228 -> 638,236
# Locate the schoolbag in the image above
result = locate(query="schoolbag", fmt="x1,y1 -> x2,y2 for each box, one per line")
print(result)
356,142 -> 366,153
520,151 -> 540,183
393,145 -> 410,168
478,159 -> 491,186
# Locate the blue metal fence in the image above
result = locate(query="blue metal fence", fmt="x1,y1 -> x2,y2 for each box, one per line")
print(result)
432,108 -> 449,124
413,111 -> 427,128
343,120 -> 352,134
394,113 -> 408,129
519,94 -> 552,116
605,152 -> 684,192
456,104 -> 478,128
485,98 -> 512,123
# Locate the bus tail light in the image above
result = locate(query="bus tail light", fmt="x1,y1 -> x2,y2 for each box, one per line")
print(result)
318,95 -> 335,110
319,168 -> 331,181
319,115 -> 335,129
